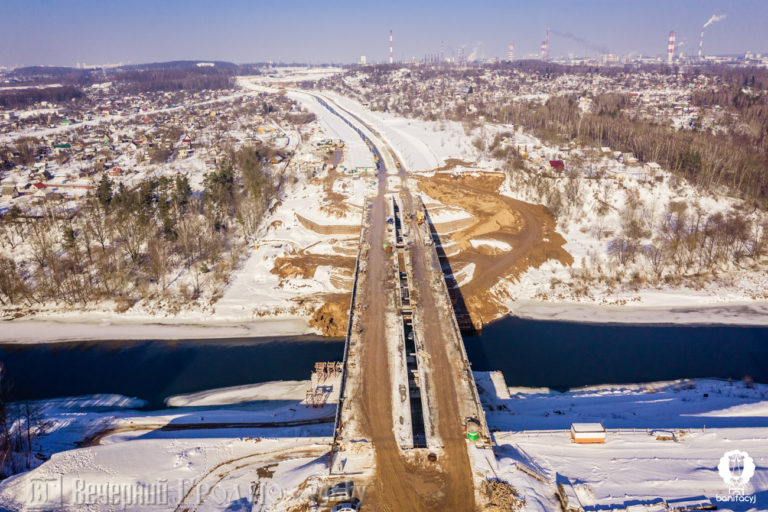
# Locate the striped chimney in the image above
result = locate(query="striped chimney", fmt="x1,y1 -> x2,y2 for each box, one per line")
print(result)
667,31 -> 676,64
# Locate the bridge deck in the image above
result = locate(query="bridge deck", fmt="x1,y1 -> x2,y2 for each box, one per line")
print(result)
319,92 -> 489,511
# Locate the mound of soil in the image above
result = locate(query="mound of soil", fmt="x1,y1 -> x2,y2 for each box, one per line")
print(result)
309,297 -> 350,337
417,171 -> 573,325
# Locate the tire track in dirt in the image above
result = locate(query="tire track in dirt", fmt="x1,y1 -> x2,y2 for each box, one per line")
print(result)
417,172 -> 572,325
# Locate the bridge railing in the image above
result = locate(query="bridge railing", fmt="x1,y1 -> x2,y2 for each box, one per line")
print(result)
330,198 -> 369,468
418,198 -> 494,447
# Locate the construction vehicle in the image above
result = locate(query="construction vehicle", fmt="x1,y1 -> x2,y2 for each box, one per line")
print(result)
416,210 -> 425,224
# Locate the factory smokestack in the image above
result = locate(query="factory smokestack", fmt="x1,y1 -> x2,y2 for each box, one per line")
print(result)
389,30 -> 393,64
541,29 -> 550,61
699,14 -> 726,61
507,43 -> 515,62
667,31 -> 676,64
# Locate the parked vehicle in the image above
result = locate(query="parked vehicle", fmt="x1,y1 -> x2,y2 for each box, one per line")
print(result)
331,503 -> 359,512
322,482 -> 354,503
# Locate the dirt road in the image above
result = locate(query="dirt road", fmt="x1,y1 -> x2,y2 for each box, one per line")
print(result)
418,172 -> 572,324
355,167 -> 477,512
314,94 -> 477,511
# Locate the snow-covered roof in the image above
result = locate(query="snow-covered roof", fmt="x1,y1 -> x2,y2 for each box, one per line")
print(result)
570,422 -> 605,432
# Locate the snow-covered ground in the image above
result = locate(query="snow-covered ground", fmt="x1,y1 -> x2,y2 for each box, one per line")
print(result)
470,239 -> 512,252
285,90 -> 373,170
322,90 -> 478,171
0,316 -> 311,343
0,381 -> 339,511
277,79 -> 768,327
476,372 -> 768,511
508,299 -> 768,326
326,90 -> 768,327
2,82 -> 378,341
5,72 -> 768,343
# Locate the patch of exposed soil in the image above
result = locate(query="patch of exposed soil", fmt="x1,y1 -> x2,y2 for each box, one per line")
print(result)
312,147 -> 349,218
272,254 -> 355,281
268,200 -> 283,216
431,158 -> 477,172
416,171 -> 573,326
309,293 -> 350,337
273,242 -> 356,337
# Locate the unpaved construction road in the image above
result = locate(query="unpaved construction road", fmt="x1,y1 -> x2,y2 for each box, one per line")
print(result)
315,95 -> 477,511
418,172 -> 572,324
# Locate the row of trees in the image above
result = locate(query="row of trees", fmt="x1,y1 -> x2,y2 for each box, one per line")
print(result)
327,65 -> 768,205
0,86 -> 83,109
0,144 -> 276,309
0,365 -> 44,477
607,195 -> 767,280
114,68 -> 234,94
475,93 -> 768,206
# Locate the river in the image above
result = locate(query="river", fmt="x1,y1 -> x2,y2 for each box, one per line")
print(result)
1,318 -> 766,406
465,317 -> 768,390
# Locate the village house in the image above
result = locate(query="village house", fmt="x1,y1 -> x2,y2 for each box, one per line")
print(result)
1,184 -> 20,200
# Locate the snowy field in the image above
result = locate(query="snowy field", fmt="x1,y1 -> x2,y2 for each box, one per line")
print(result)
322,90 -> 478,171
0,381 -> 338,511
476,373 -> 768,511
2,82 -> 376,341
285,90 -> 374,170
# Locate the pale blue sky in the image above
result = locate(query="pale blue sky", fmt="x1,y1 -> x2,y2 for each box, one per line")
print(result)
0,0 -> 765,67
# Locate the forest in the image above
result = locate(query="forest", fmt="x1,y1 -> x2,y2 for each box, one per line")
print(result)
0,145 -> 275,311
0,86 -> 83,109
113,67 -> 235,94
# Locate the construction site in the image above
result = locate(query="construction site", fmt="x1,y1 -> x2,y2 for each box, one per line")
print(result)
303,93 -> 502,511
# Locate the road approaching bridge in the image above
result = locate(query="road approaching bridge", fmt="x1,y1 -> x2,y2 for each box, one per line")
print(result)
315,93 -> 491,511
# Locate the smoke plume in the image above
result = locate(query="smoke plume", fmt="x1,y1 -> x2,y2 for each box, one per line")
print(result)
703,14 -> 726,28
550,30 -> 608,54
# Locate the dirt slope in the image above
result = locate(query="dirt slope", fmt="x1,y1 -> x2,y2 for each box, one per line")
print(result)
417,172 -> 573,325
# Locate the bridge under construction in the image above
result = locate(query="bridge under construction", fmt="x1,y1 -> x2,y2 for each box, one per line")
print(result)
313,93 -> 494,511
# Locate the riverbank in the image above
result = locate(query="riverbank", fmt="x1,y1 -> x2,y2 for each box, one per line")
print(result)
475,373 -> 768,511
0,314 -> 312,343
0,382 -> 336,511
3,299 -> 768,344
0,336 -> 343,407
509,299 -> 768,326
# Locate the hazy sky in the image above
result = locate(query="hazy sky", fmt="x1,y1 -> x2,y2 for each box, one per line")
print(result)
1,0 -> 766,68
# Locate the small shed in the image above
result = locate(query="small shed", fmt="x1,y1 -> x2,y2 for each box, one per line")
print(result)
570,423 -> 606,444
644,162 -> 661,173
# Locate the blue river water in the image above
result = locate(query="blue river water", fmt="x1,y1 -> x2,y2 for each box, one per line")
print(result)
0,318 -> 766,407
465,316 -> 768,390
